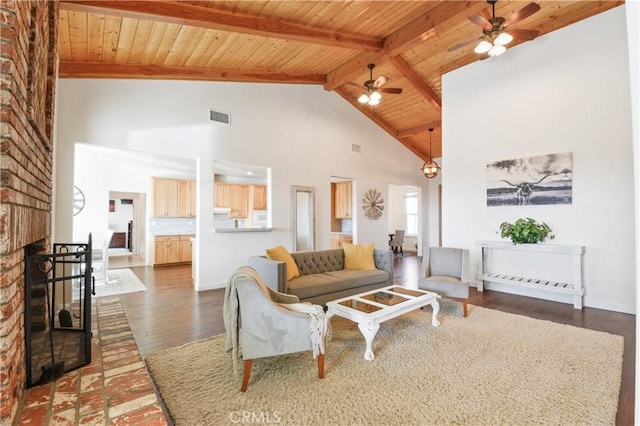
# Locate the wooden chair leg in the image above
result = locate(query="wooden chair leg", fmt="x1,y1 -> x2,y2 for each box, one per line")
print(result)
241,359 -> 252,392
317,353 -> 325,379
463,299 -> 468,317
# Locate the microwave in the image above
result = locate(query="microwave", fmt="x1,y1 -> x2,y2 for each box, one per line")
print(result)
252,211 -> 268,228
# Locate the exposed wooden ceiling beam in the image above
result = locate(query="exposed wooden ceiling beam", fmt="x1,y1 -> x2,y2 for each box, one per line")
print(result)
58,61 -> 326,84
59,0 -> 383,51
398,121 -> 441,139
324,0 -> 486,91
389,56 -> 441,111
335,87 -> 424,160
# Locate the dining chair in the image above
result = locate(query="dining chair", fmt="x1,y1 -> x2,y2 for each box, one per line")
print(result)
389,230 -> 405,256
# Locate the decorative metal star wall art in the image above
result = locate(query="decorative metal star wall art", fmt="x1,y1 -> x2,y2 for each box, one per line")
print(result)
362,189 -> 384,220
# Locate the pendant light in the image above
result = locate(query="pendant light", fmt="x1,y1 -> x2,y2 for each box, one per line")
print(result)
421,128 -> 440,179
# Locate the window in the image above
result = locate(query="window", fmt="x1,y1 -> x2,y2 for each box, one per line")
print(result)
404,193 -> 418,236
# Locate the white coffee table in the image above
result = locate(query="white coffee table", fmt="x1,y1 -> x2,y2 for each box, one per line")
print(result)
326,285 -> 440,361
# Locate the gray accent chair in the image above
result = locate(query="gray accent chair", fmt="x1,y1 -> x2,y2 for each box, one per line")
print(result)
418,246 -> 470,317
234,273 -> 324,392
389,230 -> 405,256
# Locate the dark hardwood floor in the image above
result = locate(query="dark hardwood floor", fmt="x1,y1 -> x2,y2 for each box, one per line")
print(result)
121,254 -> 635,425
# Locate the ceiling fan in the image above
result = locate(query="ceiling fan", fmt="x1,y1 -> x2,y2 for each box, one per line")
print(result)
448,0 -> 541,57
347,63 -> 402,106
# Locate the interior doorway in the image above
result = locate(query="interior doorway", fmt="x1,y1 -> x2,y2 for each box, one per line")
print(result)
109,191 -> 146,267
387,184 -> 420,255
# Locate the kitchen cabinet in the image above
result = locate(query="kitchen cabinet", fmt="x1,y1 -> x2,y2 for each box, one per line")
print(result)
330,234 -> 353,249
178,180 -> 196,217
334,181 -> 353,219
229,184 -> 249,218
154,235 -> 181,266
179,235 -> 193,263
252,185 -> 267,210
153,178 -> 196,218
214,182 -> 231,208
153,178 -> 179,217
154,234 -> 194,267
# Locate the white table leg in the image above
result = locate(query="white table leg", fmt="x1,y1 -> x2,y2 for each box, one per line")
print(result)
429,299 -> 440,327
357,321 -> 380,361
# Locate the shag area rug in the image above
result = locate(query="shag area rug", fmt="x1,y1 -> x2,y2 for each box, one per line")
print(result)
145,303 -> 623,425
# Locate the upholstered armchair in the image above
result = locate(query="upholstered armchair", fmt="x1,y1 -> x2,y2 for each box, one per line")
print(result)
418,247 -> 470,317
226,267 -> 326,392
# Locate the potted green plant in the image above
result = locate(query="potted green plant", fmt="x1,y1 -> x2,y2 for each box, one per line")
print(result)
499,217 -> 555,244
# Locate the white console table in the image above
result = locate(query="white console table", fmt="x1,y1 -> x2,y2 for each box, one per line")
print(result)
476,240 -> 585,309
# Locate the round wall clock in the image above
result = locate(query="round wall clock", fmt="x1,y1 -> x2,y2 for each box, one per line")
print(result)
73,186 -> 85,216
362,189 -> 384,220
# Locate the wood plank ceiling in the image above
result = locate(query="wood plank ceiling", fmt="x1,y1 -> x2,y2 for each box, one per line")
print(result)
57,0 -> 624,162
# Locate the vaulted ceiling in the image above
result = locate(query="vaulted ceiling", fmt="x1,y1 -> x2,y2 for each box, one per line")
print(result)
57,0 -> 624,161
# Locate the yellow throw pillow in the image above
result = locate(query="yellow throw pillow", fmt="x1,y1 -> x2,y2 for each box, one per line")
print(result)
343,243 -> 376,270
265,245 -> 300,281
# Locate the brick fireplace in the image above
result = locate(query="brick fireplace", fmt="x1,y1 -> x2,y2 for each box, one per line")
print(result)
0,1 -> 58,423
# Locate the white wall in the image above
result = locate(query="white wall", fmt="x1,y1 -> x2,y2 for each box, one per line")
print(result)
442,6 -> 635,313
55,81 -> 430,290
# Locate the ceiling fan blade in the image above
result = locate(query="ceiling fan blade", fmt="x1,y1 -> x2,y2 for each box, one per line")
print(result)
447,35 -> 483,52
468,14 -> 492,30
378,87 -> 402,94
504,2 -> 541,27
509,28 -> 540,41
373,75 -> 388,88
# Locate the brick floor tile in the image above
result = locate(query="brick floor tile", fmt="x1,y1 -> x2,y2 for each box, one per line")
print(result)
104,361 -> 145,378
109,403 -> 167,426
104,368 -> 152,396
80,372 -> 103,393
108,386 -> 156,408
102,349 -> 140,364
16,404 -> 49,424
79,389 -> 105,416
51,391 -> 78,412
101,343 -> 139,358
102,354 -> 142,371
22,382 -> 53,408
49,407 -> 76,425
80,362 -> 103,376
108,393 -> 158,419
78,411 -> 106,426
55,370 -> 80,393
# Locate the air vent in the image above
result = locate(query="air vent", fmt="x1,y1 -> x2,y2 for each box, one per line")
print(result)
351,144 -> 361,153
209,108 -> 231,125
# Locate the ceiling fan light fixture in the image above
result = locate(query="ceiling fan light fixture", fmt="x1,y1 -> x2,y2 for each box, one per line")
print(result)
494,31 -> 513,46
370,91 -> 382,101
474,40 -> 493,54
488,44 -> 506,56
358,93 -> 370,104
368,97 -> 380,106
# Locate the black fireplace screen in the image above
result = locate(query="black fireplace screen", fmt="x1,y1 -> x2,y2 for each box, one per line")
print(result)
24,234 -> 93,388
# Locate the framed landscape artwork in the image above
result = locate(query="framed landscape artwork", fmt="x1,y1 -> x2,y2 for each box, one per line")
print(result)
486,152 -> 572,206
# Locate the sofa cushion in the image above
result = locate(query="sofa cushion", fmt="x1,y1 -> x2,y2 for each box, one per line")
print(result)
342,243 -> 376,270
266,246 -> 300,281
287,269 -> 391,300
